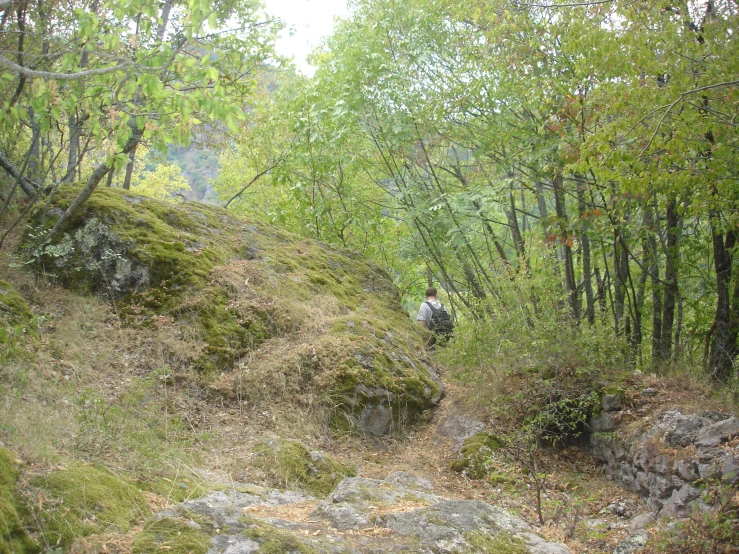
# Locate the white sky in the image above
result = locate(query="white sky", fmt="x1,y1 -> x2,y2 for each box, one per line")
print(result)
263,0 -> 349,75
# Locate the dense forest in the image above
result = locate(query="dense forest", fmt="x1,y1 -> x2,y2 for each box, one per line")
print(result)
2,0 -> 738,384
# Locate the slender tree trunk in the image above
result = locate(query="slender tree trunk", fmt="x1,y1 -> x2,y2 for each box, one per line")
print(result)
708,218 -> 737,382
643,203 -> 663,369
578,183 -> 595,324
554,173 -> 579,322
614,230 -> 628,335
122,142 -> 138,190
660,198 -> 680,362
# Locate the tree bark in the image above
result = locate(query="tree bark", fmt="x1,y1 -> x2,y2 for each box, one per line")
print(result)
578,183 -> 595,324
660,197 -> 680,362
554,173 -> 579,322
707,217 -> 737,382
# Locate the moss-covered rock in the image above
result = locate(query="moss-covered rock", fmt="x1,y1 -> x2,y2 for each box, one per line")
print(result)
25,186 -> 442,434
30,464 -> 149,549
449,431 -> 503,479
240,517 -> 320,554
131,516 -> 211,554
251,438 -> 356,497
0,449 -> 39,554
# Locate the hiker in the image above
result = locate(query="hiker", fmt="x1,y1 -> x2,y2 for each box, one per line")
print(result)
417,287 -> 454,346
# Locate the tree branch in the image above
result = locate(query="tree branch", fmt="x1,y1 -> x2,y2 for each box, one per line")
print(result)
0,52 -> 139,80
224,159 -> 282,208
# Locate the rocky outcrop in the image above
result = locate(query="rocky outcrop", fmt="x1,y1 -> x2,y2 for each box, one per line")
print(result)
589,400 -> 739,516
142,471 -> 571,554
25,186 -> 442,435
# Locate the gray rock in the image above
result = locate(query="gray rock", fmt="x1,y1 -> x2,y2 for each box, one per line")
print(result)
315,503 -> 371,531
662,412 -> 709,447
436,415 -> 486,451
589,412 -> 619,432
377,500 -> 530,550
673,459 -> 699,482
521,532 -> 572,554
613,529 -> 648,554
661,484 -> 702,516
314,474 -> 441,530
695,417 -> 739,447
629,512 -> 656,531
602,394 -> 623,412
721,454 -> 739,485
384,470 -> 434,491
641,388 -> 658,397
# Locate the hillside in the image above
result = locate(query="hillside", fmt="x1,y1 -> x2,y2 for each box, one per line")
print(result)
1,188 -> 737,554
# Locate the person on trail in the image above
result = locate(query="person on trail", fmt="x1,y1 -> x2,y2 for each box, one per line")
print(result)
417,287 -> 454,346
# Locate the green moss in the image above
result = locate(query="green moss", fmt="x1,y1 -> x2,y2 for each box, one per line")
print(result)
131,517 -> 210,554
449,431 -> 503,479
462,531 -> 528,554
251,438 -> 356,497
0,449 -> 40,554
0,281 -> 33,328
134,472 -> 209,504
240,517 -> 319,554
31,464 -> 149,549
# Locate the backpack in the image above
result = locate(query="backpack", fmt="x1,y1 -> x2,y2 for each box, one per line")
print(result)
425,301 -> 454,337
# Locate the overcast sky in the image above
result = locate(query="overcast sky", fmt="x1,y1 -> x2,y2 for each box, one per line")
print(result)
263,0 -> 349,75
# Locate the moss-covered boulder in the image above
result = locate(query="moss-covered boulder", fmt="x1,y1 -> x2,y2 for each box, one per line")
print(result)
449,431 -> 503,479
30,464 -> 149,549
25,186 -> 442,434
0,449 -> 39,554
251,438 -> 356,497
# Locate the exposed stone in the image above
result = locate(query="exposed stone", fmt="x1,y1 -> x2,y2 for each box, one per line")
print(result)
694,417 -> 739,447
589,412 -> 619,432
722,454 -> 739,485
628,512 -> 656,532
661,412 -> 709,447
613,529 -> 648,554
661,484 -> 702,516
601,394 -> 622,412
436,415 -> 486,451
641,388 -> 658,397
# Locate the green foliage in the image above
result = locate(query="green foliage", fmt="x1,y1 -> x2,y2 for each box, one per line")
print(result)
0,449 -> 40,554
463,531 -> 528,554
250,438 -> 356,497
31,464 -> 149,549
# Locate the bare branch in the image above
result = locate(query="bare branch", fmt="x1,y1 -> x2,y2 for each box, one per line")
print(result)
224,159 -> 283,208
640,79 -> 739,155
0,52 -> 140,80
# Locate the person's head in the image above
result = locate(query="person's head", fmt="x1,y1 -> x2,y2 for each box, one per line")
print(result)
425,287 -> 437,299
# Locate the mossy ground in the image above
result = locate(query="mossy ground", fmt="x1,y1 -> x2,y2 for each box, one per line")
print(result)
251,438 -> 356,497
131,516 -> 211,554
30,464 -> 149,549
0,448 -> 39,554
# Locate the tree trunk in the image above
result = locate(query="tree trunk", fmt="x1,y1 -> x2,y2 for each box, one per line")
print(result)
660,197 -> 680,362
122,142 -> 138,190
578,183 -> 595,324
707,219 -> 737,382
554,173 -> 579,322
